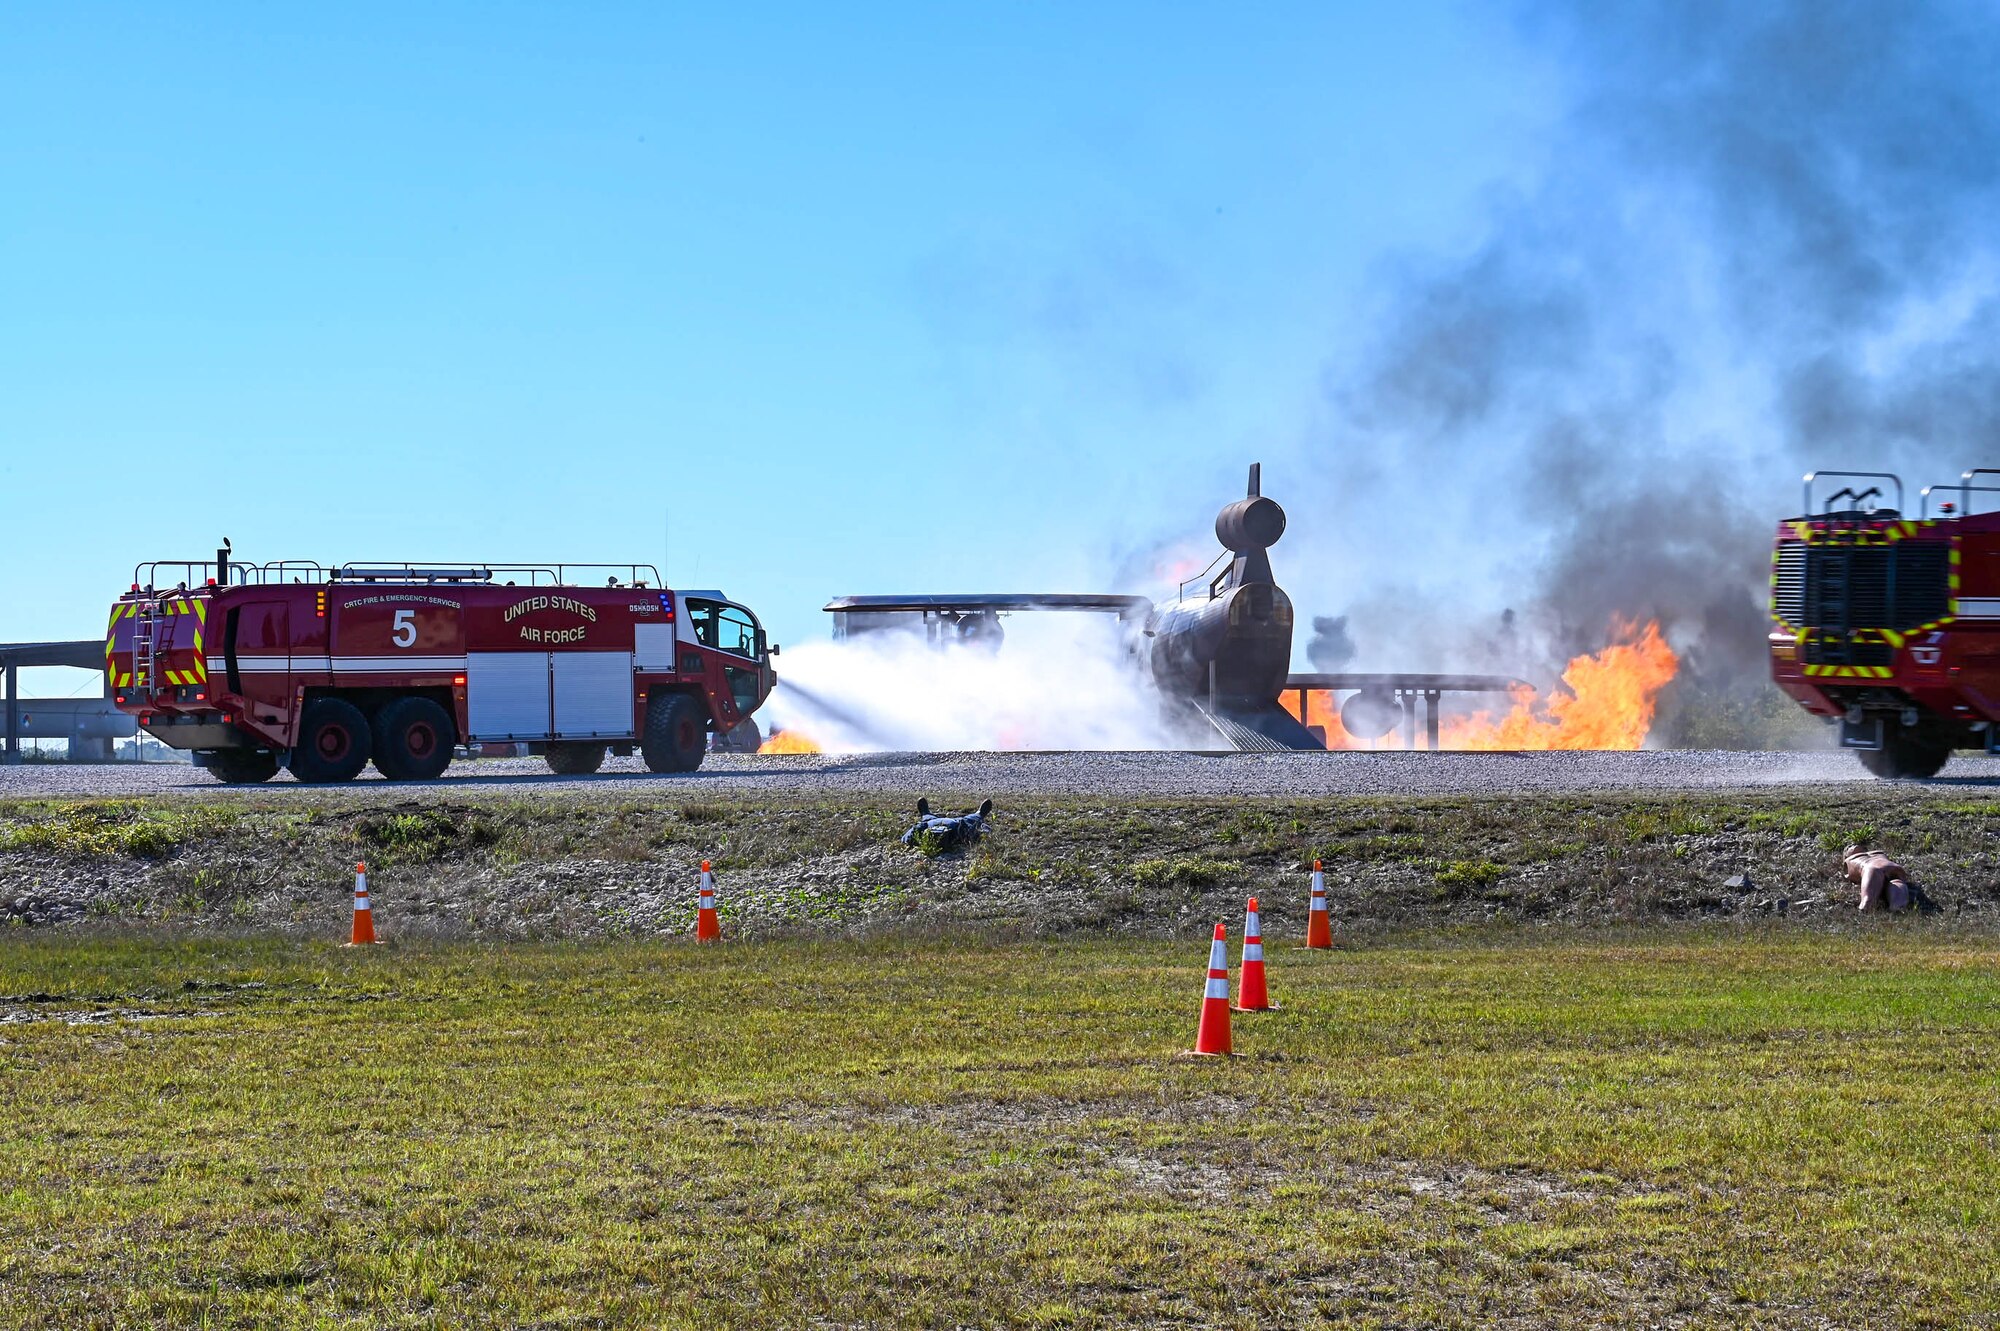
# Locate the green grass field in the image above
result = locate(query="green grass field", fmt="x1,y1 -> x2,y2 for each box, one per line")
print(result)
1,933 -> 1995,1328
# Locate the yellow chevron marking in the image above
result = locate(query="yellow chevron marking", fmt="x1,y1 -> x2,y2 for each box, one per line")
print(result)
1881,630 -> 1905,647
194,600 -> 208,624
1802,663 -> 1899,679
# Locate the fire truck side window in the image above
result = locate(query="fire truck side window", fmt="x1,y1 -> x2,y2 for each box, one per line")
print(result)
686,600 -> 760,659
686,600 -> 719,650
715,606 -> 757,658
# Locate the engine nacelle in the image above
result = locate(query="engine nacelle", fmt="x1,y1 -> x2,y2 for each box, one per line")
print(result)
1214,495 -> 1285,553
1340,688 -> 1401,740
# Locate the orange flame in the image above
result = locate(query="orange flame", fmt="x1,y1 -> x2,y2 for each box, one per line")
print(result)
1442,620 -> 1677,751
1281,689 -> 1362,749
758,728 -> 823,754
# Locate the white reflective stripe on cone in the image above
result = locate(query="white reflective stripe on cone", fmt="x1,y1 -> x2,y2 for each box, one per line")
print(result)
1245,911 -> 1261,933
354,898 -> 370,911
1205,977 -> 1229,1000
1206,940 -> 1228,969
1243,943 -> 1264,962
700,872 -> 715,889
1310,895 -> 1328,912
1311,870 -> 1325,891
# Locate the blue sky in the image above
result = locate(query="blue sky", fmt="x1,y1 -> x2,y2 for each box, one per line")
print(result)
2,3 -> 1557,695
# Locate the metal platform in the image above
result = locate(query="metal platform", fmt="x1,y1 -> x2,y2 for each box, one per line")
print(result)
1282,672 -> 1530,752
2,641 -> 120,762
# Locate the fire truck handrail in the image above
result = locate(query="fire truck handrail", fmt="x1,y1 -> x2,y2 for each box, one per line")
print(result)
1802,471 -> 1904,518
129,558 -> 665,592
332,565 -> 495,583
132,560 -> 254,590
333,562 -> 665,587
1921,484 -> 2000,519
1961,470 -> 2000,517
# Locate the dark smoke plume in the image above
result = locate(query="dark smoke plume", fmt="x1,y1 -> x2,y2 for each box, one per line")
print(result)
1303,0 -> 2000,746
1306,615 -> 1356,672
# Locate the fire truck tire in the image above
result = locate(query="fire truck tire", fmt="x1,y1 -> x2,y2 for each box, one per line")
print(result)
642,692 -> 707,773
1858,730 -> 1952,780
373,697 -> 456,782
204,750 -> 279,784
289,698 -> 373,784
545,742 -> 607,775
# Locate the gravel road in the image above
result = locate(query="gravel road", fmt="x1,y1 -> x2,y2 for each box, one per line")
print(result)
5,748 -> 1998,799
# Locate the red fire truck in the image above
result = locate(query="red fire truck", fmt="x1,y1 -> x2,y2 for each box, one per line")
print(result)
105,546 -> 776,783
1771,469 -> 2000,778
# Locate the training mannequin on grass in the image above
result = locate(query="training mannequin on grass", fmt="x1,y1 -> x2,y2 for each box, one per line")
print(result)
1842,844 -> 1915,912
902,798 -> 994,854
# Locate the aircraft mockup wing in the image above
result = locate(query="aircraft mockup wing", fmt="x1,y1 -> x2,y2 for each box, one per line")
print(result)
1284,673 -> 1529,693
826,594 -> 1153,620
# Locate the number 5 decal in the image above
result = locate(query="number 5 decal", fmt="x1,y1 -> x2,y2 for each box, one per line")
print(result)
392,609 -> 418,648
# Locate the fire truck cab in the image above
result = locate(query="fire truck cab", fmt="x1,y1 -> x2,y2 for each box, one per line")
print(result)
1771,469 -> 2000,779
106,548 -> 776,784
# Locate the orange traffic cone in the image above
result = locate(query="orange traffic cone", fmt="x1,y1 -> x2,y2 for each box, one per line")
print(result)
695,861 -> 721,942
1304,860 -> 1333,949
346,862 -> 378,946
1234,897 -> 1274,1011
1190,922 -> 1233,1056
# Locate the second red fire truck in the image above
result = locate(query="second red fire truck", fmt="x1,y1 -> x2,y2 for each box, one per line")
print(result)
1772,469 -> 2000,779
105,546 -> 775,783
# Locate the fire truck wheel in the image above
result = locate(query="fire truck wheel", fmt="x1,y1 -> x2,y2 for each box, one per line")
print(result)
373,697 -> 456,782
1858,730 -> 1952,780
289,697 -> 374,784
642,692 -> 707,773
204,750 -> 279,784
545,742 -> 607,775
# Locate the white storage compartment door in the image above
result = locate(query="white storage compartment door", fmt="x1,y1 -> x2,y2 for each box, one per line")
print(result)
466,652 -> 552,740
552,651 -> 635,738
633,622 -> 677,672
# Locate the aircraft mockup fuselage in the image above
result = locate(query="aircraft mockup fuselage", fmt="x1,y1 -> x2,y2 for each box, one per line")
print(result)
1141,466 -> 1295,707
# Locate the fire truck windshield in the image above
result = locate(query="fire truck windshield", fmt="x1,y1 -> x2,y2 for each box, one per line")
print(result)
687,599 -> 761,659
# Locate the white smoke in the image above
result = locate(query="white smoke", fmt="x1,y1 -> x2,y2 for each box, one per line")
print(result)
761,612 -> 1191,751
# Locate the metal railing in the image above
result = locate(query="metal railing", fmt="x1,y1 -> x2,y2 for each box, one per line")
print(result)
129,559 -> 665,592
1176,550 -> 1229,602
1920,482 -> 2000,518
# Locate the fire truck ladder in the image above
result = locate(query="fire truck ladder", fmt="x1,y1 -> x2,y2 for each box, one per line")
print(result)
1814,546 -> 1855,665
129,602 -> 161,697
